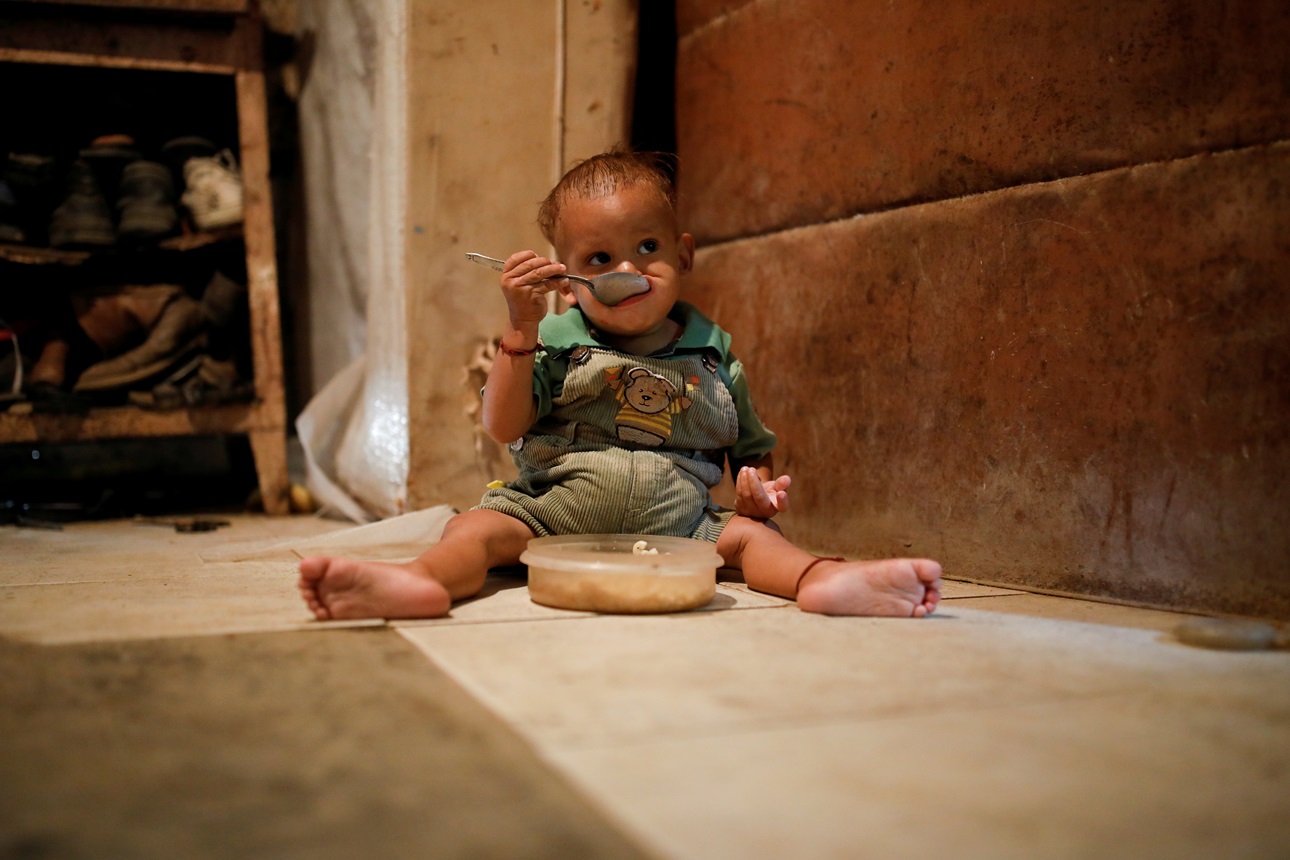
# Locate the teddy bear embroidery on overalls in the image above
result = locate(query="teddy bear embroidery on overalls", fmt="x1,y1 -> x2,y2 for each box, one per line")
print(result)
605,365 -> 693,446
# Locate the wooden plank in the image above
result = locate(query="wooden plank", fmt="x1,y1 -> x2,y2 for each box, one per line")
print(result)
247,428 -> 289,514
234,71 -> 285,433
0,228 -> 242,266
235,68 -> 289,514
5,1 -> 250,13
562,0 -> 635,166
0,8 -> 261,73
403,1 -> 636,512
0,401 -> 280,444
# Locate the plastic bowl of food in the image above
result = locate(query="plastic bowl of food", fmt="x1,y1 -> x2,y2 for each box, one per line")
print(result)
521,534 -> 722,614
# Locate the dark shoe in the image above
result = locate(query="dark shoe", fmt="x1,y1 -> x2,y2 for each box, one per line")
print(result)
49,160 -> 116,249
0,179 -> 25,243
198,271 -> 249,365
200,270 -> 248,329
116,160 -> 179,242
160,136 -> 218,185
79,133 -> 141,203
4,152 -> 59,245
73,296 -> 207,392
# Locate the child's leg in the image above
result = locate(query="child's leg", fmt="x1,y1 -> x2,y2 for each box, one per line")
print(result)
297,509 -> 537,621
716,516 -> 943,617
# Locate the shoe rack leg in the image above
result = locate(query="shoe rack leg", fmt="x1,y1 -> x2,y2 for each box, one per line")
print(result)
248,428 -> 290,514
235,69 -> 285,415
236,68 -> 290,516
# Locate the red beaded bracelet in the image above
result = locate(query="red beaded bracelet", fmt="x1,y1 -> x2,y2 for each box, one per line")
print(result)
498,341 -> 538,357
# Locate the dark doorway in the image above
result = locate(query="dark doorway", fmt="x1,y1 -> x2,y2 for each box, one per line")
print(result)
630,1 -> 677,155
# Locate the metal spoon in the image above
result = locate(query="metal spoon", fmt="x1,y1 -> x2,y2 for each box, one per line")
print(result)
466,253 -> 650,307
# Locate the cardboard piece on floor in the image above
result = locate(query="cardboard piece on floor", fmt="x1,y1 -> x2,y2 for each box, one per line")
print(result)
0,562 -> 383,645
199,504 -> 456,563
2,514 -> 397,644
2,515 -> 343,587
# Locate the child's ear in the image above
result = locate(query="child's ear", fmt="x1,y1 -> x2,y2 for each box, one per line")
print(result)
557,280 -> 579,307
678,232 -> 696,274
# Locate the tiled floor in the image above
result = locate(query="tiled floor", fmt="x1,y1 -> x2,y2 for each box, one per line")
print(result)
3,513 -> 1288,858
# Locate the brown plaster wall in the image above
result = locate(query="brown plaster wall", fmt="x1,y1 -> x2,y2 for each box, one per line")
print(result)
677,0 -> 1290,244
676,1 -> 1290,618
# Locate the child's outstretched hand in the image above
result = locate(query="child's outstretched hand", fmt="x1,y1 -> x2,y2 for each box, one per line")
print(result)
734,466 -> 791,519
501,251 -> 569,330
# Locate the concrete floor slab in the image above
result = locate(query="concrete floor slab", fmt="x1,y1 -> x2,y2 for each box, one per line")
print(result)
552,691 -> 1289,860
399,603 -> 1290,858
0,629 -> 654,859
5,516 -> 1288,858
399,604 -> 1243,749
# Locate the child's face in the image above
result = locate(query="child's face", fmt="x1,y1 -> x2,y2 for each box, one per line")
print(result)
552,185 -> 695,339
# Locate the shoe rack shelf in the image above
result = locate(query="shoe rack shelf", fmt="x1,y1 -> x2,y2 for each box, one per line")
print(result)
0,1 -> 289,514
0,225 -> 241,265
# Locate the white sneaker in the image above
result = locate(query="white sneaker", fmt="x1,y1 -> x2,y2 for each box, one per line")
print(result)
181,150 -> 243,230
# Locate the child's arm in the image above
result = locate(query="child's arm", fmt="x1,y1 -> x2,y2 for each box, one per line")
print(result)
731,453 -> 791,519
481,251 -> 568,444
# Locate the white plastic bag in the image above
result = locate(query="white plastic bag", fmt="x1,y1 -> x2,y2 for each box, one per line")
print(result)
296,355 -> 407,523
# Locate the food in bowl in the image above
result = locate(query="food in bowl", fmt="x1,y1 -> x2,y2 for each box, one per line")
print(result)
521,534 -> 721,614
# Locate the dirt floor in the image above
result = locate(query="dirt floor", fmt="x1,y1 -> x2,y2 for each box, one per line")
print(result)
0,627 -> 653,859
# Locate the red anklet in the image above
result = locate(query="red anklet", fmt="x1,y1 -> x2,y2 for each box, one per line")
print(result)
793,556 -> 845,598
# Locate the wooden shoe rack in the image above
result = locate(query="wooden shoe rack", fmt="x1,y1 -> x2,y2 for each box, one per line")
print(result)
0,0 -> 289,514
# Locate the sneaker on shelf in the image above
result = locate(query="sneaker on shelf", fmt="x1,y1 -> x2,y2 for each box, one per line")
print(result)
4,152 -> 59,245
198,270 -> 249,361
181,149 -> 243,231
160,135 -> 218,183
116,160 -> 179,242
0,180 -> 26,244
79,133 -> 141,204
200,270 -> 248,329
49,160 -> 116,249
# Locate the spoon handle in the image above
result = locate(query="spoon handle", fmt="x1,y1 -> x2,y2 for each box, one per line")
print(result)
466,252 -> 506,271
465,252 -> 595,288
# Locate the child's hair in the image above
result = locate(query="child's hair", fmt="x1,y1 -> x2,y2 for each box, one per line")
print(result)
538,148 -> 678,243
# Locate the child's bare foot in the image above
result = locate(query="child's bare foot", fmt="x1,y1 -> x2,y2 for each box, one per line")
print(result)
297,556 -> 452,621
795,558 -> 943,617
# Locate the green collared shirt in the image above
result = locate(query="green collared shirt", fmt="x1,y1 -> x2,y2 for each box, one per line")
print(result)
532,302 -> 776,462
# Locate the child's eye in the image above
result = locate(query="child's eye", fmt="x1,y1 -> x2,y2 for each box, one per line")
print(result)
637,240 -> 659,255
587,252 -> 611,266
